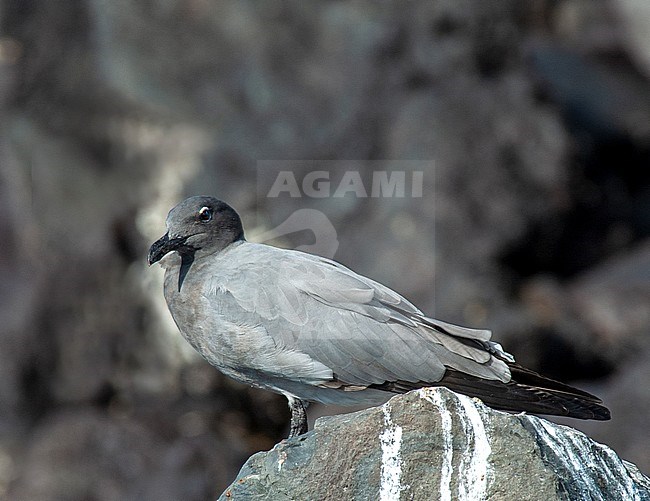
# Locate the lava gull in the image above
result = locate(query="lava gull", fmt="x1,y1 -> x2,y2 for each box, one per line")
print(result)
148,196 -> 610,438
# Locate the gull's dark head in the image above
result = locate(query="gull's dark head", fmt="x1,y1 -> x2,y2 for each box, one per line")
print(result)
147,196 -> 244,265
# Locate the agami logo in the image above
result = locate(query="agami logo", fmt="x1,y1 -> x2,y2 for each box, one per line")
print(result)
266,171 -> 424,198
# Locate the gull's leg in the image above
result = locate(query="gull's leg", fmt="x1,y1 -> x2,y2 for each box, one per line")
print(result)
287,396 -> 308,438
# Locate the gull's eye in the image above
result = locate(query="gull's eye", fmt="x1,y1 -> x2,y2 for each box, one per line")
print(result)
198,206 -> 212,222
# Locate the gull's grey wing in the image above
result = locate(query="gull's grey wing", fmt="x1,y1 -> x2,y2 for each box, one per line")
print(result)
205,243 -> 511,390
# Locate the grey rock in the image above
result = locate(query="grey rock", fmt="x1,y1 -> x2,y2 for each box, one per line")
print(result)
220,388 -> 650,501
8,407 -> 243,501
616,0 -> 650,78
569,241 -> 650,352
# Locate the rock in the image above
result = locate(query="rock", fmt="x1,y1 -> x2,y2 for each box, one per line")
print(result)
569,241 -> 650,350
616,0 -> 650,79
220,388 -> 650,501
8,407 -> 245,501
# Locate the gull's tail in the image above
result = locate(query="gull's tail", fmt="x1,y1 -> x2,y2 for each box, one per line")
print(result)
372,362 -> 611,420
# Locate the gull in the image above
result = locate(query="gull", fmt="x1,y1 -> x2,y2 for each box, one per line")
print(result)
148,196 -> 610,438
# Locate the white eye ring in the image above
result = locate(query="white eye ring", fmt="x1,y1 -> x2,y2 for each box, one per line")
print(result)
198,206 -> 212,222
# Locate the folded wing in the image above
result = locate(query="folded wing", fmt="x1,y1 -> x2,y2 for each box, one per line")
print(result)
210,245 -> 511,388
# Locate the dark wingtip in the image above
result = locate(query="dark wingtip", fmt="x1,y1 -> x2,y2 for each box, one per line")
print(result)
591,406 -> 611,421
371,368 -> 612,422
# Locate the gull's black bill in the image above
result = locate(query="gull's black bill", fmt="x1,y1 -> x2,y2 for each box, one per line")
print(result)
148,233 -> 190,265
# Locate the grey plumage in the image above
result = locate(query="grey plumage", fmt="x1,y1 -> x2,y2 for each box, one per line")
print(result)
148,196 -> 610,438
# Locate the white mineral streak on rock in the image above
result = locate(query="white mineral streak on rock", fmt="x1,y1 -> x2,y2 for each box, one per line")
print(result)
598,446 -> 643,500
531,417 -> 645,501
379,403 -> 407,501
419,388 -> 454,501
277,449 -> 288,472
456,394 -> 491,500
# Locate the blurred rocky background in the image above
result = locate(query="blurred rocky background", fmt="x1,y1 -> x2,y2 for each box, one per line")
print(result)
1,0 -> 649,499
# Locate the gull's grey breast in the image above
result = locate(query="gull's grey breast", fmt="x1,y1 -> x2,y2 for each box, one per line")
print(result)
161,247 -> 337,396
